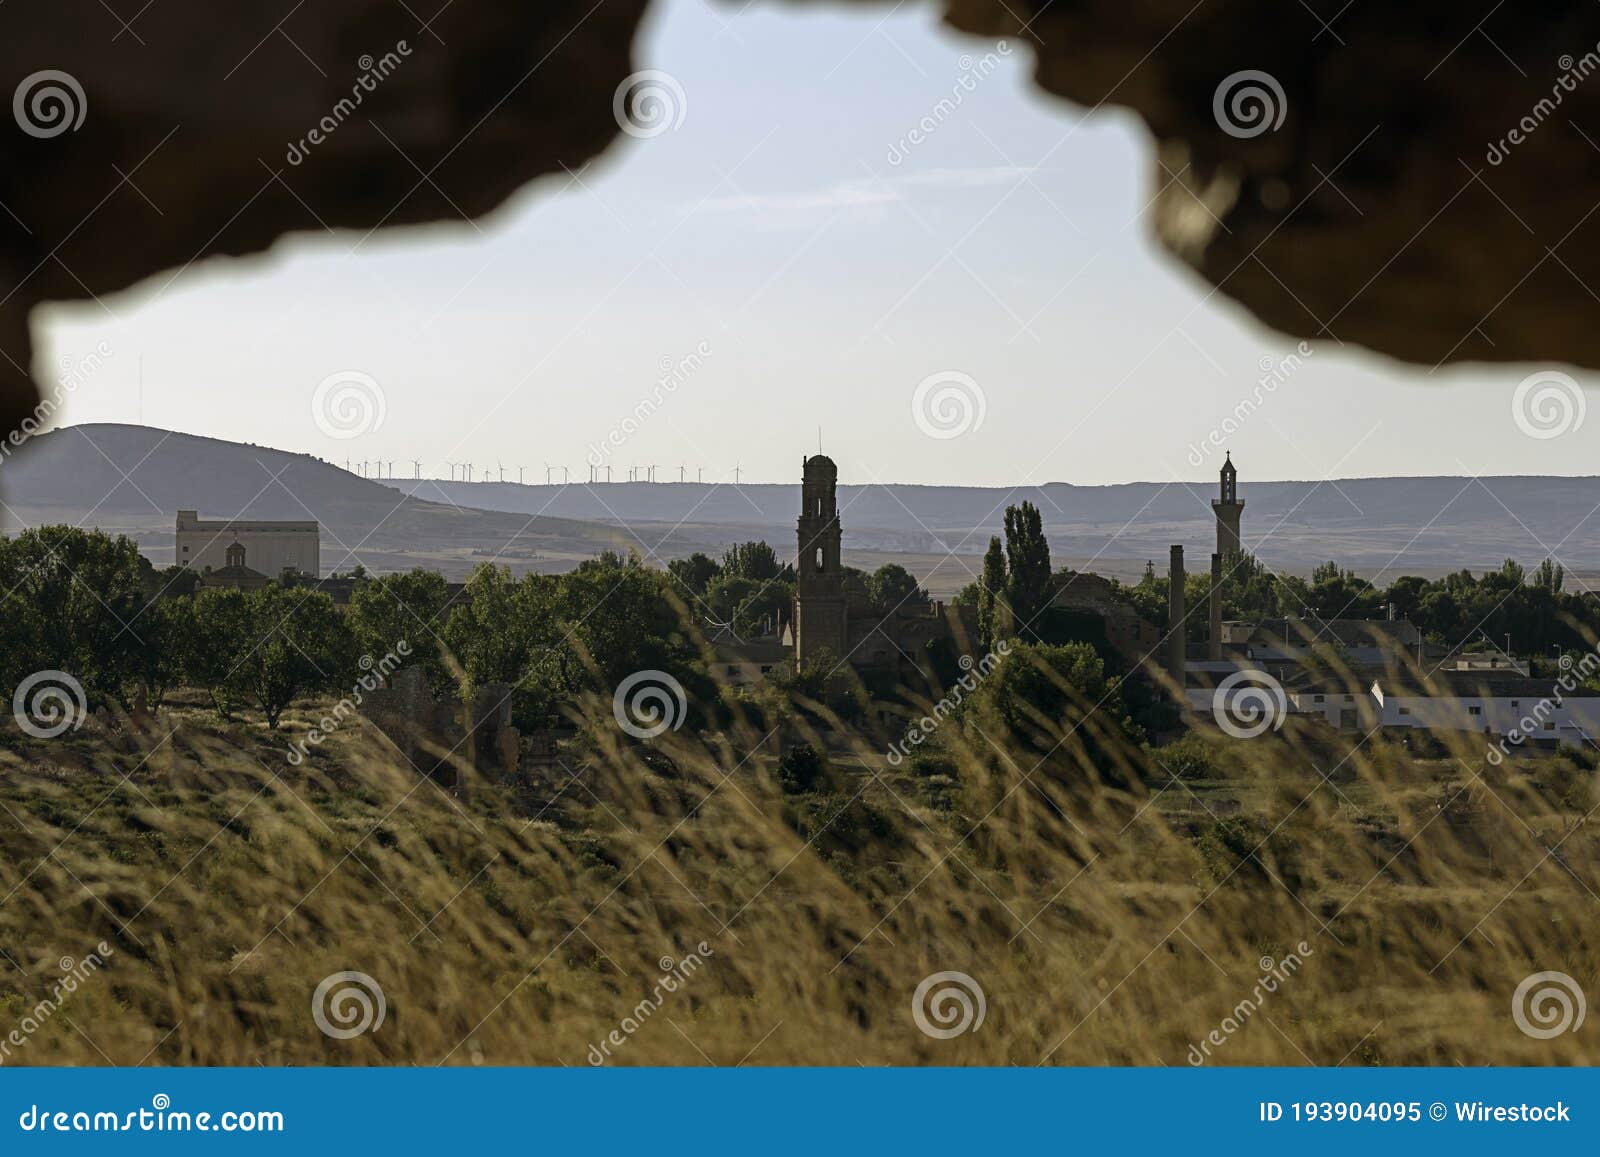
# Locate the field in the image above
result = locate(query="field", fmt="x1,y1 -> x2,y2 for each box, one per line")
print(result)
0,681 -> 1595,1068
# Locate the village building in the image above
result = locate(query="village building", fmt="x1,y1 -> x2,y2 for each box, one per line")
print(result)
196,540 -> 272,592
176,509 -> 320,577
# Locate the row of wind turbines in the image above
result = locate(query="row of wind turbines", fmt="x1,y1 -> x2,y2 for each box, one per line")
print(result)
342,460 -> 750,484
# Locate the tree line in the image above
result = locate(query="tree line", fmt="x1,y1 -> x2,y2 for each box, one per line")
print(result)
0,527 -> 935,733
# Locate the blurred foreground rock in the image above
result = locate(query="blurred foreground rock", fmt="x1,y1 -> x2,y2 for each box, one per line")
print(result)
4,0 -> 1599,437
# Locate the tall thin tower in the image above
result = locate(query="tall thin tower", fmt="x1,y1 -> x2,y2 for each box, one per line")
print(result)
794,455 -> 847,666
1212,452 -> 1245,558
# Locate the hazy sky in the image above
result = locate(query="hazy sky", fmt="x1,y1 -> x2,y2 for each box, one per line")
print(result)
33,0 -> 1599,486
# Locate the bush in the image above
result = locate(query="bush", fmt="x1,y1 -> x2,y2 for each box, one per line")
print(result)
1154,733 -> 1222,781
777,743 -> 826,794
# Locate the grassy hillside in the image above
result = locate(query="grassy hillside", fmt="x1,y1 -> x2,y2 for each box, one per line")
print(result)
0,688 -> 1594,1066
0,424 -> 713,577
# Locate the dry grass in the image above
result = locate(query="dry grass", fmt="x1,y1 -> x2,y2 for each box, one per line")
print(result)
0,677 -> 1595,1068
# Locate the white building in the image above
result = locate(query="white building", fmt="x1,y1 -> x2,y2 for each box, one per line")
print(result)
1371,674 -> 1600,745
175,510 -> 319,578
1286,686 -> 1374,730
707,624 -> 791,687
1186,662 -> 1600,747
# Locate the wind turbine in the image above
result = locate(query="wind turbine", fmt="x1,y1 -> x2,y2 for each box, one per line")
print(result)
561,465 -> 570,483
497,461 -> 505,483
733,463 -> 742,485
411,459 -> 422,479
518,466 -> 525,485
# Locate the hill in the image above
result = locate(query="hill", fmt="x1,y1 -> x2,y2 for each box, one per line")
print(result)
11,424 -> 1600,591
0,424 -> 725,578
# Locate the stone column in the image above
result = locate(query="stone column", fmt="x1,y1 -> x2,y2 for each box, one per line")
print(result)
1168,545 -> 1185,692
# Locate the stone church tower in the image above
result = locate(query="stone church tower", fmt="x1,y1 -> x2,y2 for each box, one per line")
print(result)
794,454 -> 847,667
1212,452 -> 1244,557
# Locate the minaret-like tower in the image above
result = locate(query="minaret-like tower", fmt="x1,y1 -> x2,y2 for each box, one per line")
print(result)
1212,452 -> 1244,558
795,455 -> 847,667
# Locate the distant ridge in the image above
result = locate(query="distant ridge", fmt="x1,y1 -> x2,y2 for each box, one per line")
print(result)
377,470 -> 1600,578
7,425 -> 1600,583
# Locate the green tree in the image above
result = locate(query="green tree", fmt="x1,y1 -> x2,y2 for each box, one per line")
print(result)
1003,502 -> 1051,638
443,565 -> 559,722
720,541 -> 791,583
132,596 -> 189,708
237,586 -> 358,728
1534,557 -> 1565,594
667,552 -> 722,596
349,568 -> 451,680
968,641 -> 1142,784
0,526 -> 150,708
866,563 -> 928,612
705,572 -> 791,636
978,535 -> 1009,648
178,587 -> 255,716
185,586 -> 357,727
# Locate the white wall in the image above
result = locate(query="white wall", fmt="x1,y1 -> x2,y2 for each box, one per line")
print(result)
1375,691 -> 1600,739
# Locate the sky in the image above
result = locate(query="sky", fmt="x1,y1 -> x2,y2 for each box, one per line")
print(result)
32,0 -> 1600,487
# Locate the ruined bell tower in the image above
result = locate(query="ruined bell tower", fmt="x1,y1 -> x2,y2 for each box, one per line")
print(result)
1212,452 -> 1244,558
795,454 -> 847,667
